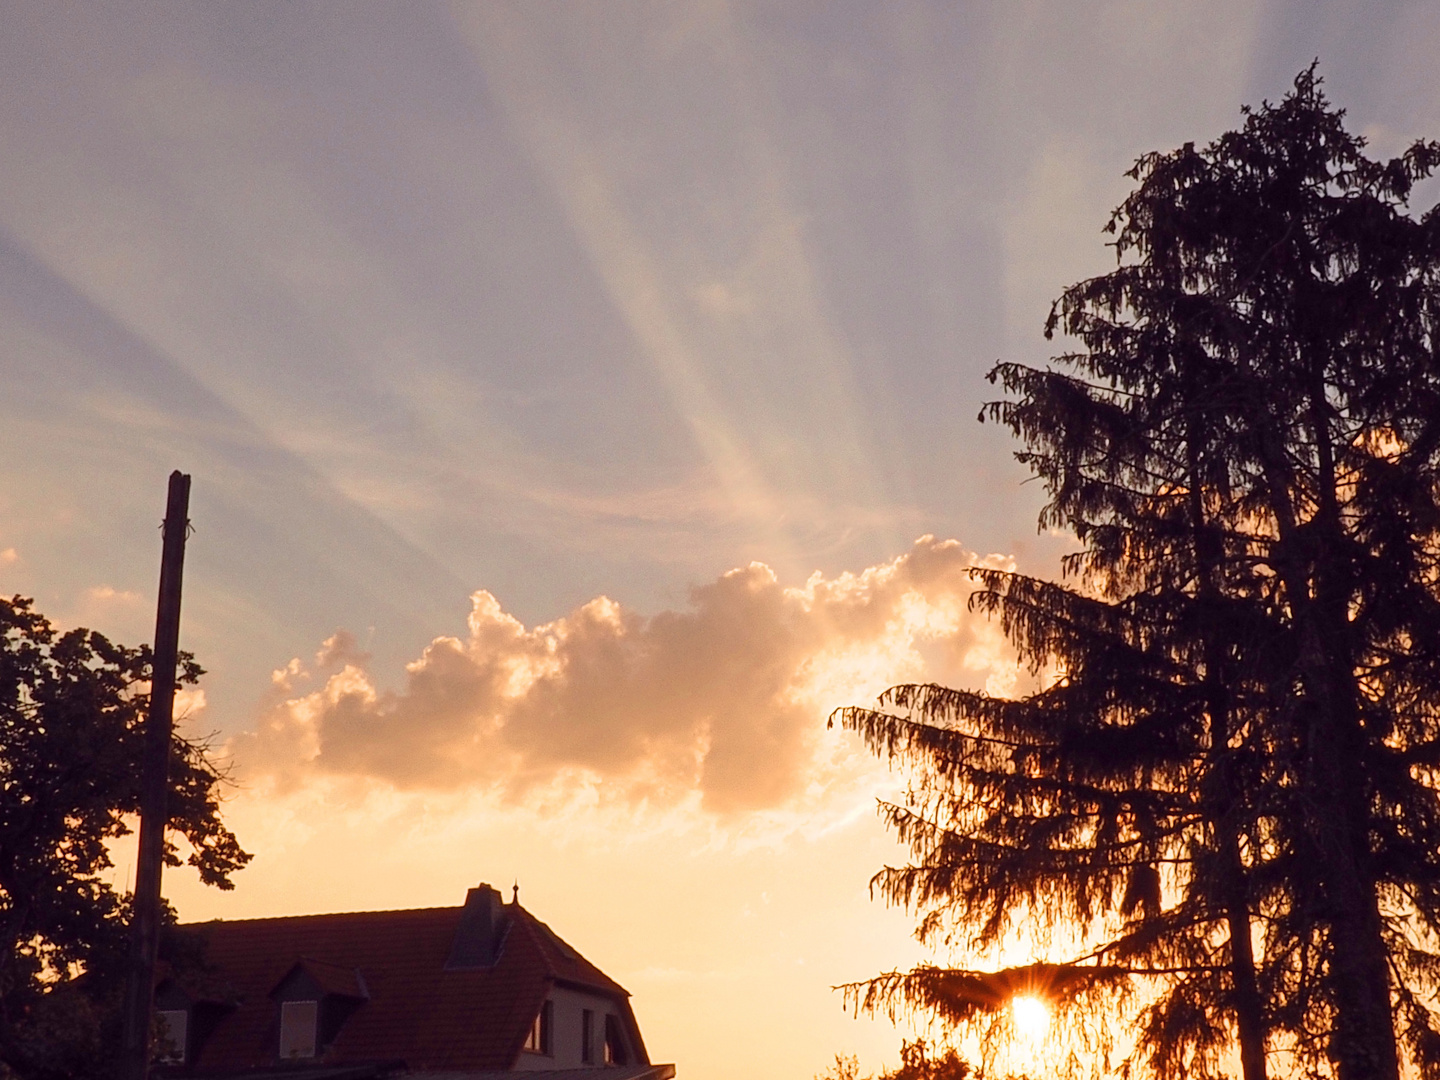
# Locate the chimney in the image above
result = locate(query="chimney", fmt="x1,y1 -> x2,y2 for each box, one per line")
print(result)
445,883 -> 509,969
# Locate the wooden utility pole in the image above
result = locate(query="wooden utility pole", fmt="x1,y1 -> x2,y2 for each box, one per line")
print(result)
118,471 -> 191,1080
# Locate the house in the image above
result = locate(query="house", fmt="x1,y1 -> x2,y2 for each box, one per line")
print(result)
152,883 -> 675,1080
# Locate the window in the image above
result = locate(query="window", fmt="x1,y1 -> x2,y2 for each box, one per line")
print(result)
581,1008 -> 595,1063
523,999 -> 553,1055
524,996 -> 550,1059
155,1009 -> 188,1064
604,1013 -> 628,1065
279,999 -> 319,1059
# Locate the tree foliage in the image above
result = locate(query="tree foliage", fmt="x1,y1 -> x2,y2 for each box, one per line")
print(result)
838,68 -> 1440,1080
0,595 -> 250,1077
816,1040 -> 976,1080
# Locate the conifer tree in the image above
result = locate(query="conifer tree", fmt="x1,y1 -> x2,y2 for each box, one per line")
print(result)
839,68 -> 1440,1080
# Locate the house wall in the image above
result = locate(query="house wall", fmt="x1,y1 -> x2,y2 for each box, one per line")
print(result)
513,985 -> 632,1071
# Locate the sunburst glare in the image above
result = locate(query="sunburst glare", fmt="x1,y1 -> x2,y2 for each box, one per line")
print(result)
1011,995 -> 1050,1041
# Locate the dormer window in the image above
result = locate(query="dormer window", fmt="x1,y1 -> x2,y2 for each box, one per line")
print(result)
522,1000 -> 552,1055
279,999 -> 319,1058
153,977 -> 235,1066
268,957 -> 368,1061
604,1013 -> 629,1065
155,1009 -> 188,1064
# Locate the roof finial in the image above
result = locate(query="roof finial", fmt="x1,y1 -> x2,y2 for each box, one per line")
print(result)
512,880 -> 519,904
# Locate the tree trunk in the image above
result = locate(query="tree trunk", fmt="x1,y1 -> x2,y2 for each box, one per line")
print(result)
1222,843 -> 1268,1080
1293,385 -> 1398,1080
1188,424 -> 1268,1080
1300,622 -> 1399,1080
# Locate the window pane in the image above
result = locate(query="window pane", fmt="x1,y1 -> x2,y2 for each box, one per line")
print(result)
280,1000 -> 319,1058
524,1000 -> 553,1054
604,1013 -> 628,1065
156,1009 -> 188,1064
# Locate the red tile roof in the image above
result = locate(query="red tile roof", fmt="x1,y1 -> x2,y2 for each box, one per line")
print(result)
177,896 -> 643,1072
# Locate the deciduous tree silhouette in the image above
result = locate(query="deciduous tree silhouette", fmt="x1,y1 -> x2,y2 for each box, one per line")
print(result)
815,1040 -> 975,1080
838,67 -> 1440,1080
0,596 -> 249,1077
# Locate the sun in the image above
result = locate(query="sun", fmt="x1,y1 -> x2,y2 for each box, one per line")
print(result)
1011,995 -> 1051,1040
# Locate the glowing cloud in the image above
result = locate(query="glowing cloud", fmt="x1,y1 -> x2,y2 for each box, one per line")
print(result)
233,536 -> 1017,813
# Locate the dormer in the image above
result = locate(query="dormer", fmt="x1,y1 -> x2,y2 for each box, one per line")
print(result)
268,957 -> 368,1060
153,981 -> 191,1066
445,882 -> 510,969
152,976 -> 234,1068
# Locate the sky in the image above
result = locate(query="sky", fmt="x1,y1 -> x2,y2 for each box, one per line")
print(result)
2,3 -> 1439,1078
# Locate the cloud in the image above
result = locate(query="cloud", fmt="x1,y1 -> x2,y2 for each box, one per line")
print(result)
174,687 -> 208,721
61,583 -> 152,643
83,584 -> 144,605
233,537 -> 1017,814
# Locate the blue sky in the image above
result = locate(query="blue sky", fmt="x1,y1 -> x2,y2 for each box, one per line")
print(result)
2,4 -> 1438,1078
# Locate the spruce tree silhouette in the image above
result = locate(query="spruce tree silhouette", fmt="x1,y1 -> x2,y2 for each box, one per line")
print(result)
838,67 -> 1440,1080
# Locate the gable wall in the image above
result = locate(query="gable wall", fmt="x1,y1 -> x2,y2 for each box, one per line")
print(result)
512,984 -> 633,1071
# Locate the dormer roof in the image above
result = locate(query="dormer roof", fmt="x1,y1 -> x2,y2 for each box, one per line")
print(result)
269,957 -> 370,1001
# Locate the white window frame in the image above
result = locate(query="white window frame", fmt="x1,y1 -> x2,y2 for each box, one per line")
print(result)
155,1009 -> 188,1064
279,999 -> 319,1059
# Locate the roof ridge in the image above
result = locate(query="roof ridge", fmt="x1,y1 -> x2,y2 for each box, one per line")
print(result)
180,904 -> 463,927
